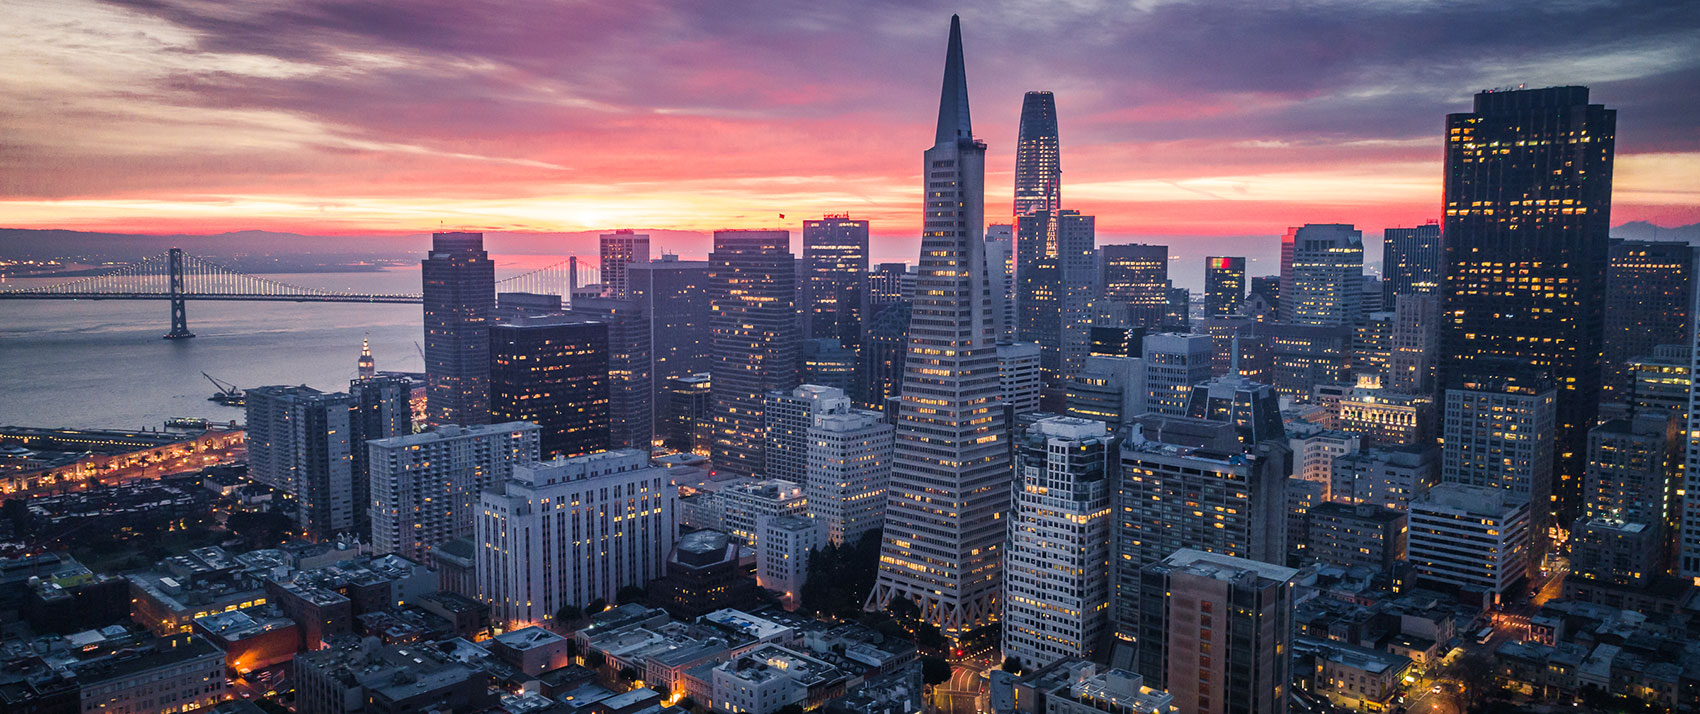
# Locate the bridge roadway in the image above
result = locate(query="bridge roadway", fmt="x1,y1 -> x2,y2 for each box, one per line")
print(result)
0,292 -> 422,303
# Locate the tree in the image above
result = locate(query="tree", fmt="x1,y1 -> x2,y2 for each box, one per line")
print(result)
619,666 -> 640,682
676,696 -> 699,712
617,585 -> 648,605
584,651 -> 607,670
556,603 -> 582,628
921,656 -> 952,687
1001,656 -> 1023,675
587,597 -> 608,614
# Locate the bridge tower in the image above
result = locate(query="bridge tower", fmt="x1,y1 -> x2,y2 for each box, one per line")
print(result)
164,247 -> 195,339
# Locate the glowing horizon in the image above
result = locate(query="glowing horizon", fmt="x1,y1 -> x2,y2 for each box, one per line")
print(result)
3,1 -> 1696,238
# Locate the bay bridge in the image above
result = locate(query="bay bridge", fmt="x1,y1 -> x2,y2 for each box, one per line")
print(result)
0,248 -> 598,339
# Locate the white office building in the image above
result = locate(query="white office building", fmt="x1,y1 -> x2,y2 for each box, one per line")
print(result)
476,449 -> 676,628
368,423 -> 540,563
805,409 -> 894,546
756,515 -> 823,610
1407,483 -> 1530,596
1002,417 -> 1115,668
1286,422 -> 1360,501
764,385 -> 852,484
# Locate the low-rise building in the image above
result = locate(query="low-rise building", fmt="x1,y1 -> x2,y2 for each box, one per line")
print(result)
70,633 -> 226,714
1040,663 -> 1175,714
1305,502 -> 1407,574
489,627 -> 574,676
1407,484 -> 1530,597
711,645 -> 848,714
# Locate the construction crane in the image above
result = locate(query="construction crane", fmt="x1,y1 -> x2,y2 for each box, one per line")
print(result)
202,372 -> 245,407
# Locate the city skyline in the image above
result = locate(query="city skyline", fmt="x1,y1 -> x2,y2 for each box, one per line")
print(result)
2,2 -> 1697,240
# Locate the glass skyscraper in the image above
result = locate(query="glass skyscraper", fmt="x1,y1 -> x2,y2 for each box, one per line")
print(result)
1013,90 -> 1060,218
422,231 -> 494,426
1439,86 -> 1615,522
802,215 -> 870,350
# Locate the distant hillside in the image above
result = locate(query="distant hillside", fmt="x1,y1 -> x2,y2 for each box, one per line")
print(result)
1610,221 -> 1700,243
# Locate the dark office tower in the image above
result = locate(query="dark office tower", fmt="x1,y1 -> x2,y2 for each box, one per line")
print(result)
630,255 -> 714,426
801,338 -> 858,395
867,16 -> 1010,635
867,262 -> 907,309
1602,240 -> 1694,400
489,315 -> 610,459
599,230 -> 649,299
663,373 -> 713,456
1248,275 -> 1280,317
1013,90 -> 1060,218
861,301 -> 912,410
348,375 -> 411,536
1279,224 -> 1364,326
1381,222 -> 1442,301
567,296 -> 652,450
1017,210 -> 1097,408
1439,86 -> 1615,521
1164,286 -> 1191,328
802,215 -> 870,350
423,232 -> 495,426
1204,257 -> 1246,316
708,230 -> 799,476
246,386 -> 354,540
985,224 -> 1016,343
1100,243 -> 1170,328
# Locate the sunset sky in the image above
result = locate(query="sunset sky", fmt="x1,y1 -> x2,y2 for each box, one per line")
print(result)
2,0 -> 1697,246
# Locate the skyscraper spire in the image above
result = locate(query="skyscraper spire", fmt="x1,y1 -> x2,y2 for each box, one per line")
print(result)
934,14 -> 972,146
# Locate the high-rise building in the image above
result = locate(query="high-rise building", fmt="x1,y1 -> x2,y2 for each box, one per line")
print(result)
1442,370 -> 1556,559
800,338 -> 858,395
1685,278 -> 1700,580
998,342 -> 1043,418
1184,368 -> 1285,446
1336,377 -> 1433,448
867,16 -> 1011,635
1115,416 -> 1289,642
1407,484 -> 1531,595
986,224 -> 1017,343
1248,275 -> 1280,318
566,296 -> 652,450
1330,447 -> 1439,511
245,386 -> 355,541
1204,257 -> 1246,317
1627,345 -> 1691,420
1100,244 -> 1169,329
708,230 -> 800,477
630,255 -> 714,427
368,423 -> 540,564
1013,90 -> 1060,218
475,449 -> 676,628
802,216 -> 870,350
1017,210 -> 1097,407
1603,240 -> 1694,400
1380,223 -> 1442,301
806,408 -> 894,547
720,479 -> 808,548
662,373 -> 713,456
861,301 -> 912,411
1279,224 -> 1364,326
1578,414 -> 1680,536
1440,87 -> 1615,524
867,262 -> 908,309
488,314 -> 610,459
348,375 -> 412,535
599,230 -> 650,299
1387,294 -> 1439,395
1143,333 -> 1213,416
1306,502 -> 1407,574
1351,311 -> 1394,379
423,232 -> 495,426
1002,417 -> 1115,667
764,385 -> 852,484
1164,286 -> 1190,329
1065,355 -> 1145,430
1135,550 -> 1297,714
